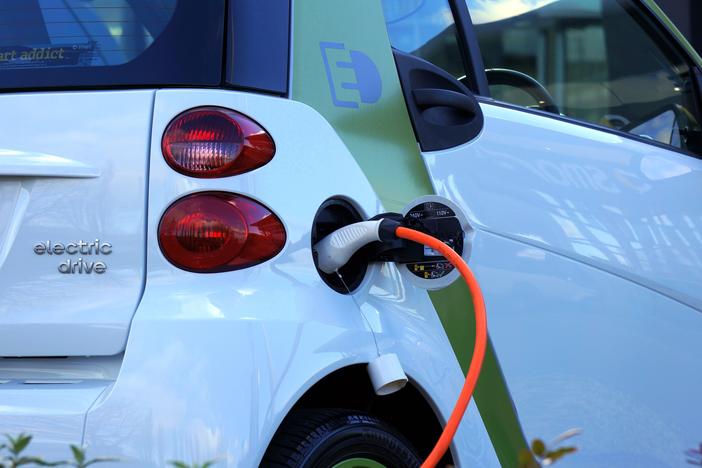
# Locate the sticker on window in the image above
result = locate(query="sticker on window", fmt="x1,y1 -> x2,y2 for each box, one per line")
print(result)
0,43 -> 95,69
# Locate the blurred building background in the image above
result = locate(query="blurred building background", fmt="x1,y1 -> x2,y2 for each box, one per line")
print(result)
657,0 -> 701,54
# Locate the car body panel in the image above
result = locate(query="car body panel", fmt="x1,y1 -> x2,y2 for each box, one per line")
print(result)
422,101 -> 702,465
79,89 -> 498,467
0,90 -> 152,356
471,229 -> 702,466
426,103 -> 702,309
0,381 -> 109,460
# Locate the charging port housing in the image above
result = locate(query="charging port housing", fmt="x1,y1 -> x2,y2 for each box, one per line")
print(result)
311,198 -> 369,294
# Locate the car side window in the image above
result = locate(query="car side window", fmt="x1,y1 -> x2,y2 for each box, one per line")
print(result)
466,0 -> 702,155
0,0 -> 224,89
382,0 -> 469,81
0,0 -> 175,69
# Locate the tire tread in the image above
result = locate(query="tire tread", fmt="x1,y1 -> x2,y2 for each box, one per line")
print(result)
260,408 -> 420,468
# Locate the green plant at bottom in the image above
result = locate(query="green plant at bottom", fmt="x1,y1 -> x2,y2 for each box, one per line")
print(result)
168,462 -> 217,468
64,446 -> 117,468
0,435 -> 117,468
0,434 -> 59,468
518,428 -> 581,468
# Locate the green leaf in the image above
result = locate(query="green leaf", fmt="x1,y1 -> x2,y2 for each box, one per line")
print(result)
168,462 -> 218,468
8,434 -> 31,455
13,456 -> 56,466
544,446 -> 577,464
70,445 -> 86,464
531,438 -> 546,457
84,457 -> 120,467
25,459 -> 64,467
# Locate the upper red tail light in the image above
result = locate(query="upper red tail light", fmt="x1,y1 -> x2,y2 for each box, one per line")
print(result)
158,192 -> 286,272
162,107 -> 275,178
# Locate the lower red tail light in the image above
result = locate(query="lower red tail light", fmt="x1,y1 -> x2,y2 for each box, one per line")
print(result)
158,192 -> 286,272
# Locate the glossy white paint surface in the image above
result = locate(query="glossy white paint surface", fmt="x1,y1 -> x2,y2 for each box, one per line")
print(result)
0,380 -> 110,461
423,103 -> 702,466
69,90 -> 498,467
0,89 -> 499,466
0,91 -> 152,356
0,149 -> 100,178
426,104 -> 702,309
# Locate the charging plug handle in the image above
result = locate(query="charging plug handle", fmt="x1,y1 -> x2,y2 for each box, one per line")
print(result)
314,218 -> 402,274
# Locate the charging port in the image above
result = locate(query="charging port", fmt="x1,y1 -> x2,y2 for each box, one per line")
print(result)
311,198 -> 369,294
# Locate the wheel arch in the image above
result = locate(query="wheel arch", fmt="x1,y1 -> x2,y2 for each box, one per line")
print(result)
268,363 -> 453,466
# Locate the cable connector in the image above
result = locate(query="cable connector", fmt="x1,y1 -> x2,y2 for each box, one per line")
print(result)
314,210 -> 465,274
313,220 -> 374,273
367,212 -> 427,264
314,218 -> 410,274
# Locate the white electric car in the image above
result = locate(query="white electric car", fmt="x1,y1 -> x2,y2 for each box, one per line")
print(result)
0,0 -> 701,467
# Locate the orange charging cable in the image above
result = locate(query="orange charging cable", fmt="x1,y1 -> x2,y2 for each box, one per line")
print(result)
394,226 -> 488,468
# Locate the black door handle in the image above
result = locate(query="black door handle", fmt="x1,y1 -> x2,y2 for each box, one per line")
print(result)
393,49 -> 483,150
413,88 -> 478,117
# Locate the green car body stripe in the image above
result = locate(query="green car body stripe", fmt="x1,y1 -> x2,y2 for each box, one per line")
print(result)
290,0 -> 432,213
291,0 -> 527,465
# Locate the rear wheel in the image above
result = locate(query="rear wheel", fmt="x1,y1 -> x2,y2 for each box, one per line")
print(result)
261,408 -> 421,468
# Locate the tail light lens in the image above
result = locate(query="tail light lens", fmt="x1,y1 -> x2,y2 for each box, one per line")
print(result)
162,107 -> 275,178
158,192 -> 286,272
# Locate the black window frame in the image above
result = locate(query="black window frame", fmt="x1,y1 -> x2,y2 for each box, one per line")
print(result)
459,0 -> 702,159
448,0 -> 490,96
226,0 -> 291,97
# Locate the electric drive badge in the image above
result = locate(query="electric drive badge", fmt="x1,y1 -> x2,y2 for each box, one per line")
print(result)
34,240 -> 112,274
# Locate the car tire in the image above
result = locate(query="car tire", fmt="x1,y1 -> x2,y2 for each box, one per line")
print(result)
260,408 -> 421,468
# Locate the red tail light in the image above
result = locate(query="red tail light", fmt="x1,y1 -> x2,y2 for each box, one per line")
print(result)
158,192 -> 286,272
162,107 -> 275,178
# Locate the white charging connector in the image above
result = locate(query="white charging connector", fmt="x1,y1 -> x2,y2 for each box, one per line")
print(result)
314,220 -> 384,274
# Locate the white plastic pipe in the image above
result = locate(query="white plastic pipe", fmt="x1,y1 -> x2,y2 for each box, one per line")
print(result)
367,353 -> 408,396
